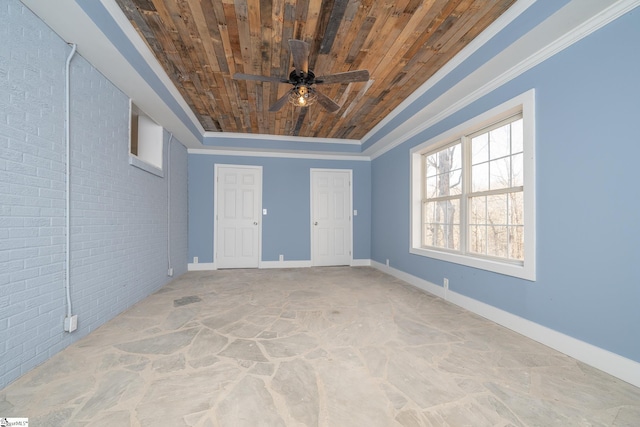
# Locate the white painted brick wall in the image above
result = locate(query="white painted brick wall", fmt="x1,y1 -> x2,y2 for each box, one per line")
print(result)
0,0 -> 188,389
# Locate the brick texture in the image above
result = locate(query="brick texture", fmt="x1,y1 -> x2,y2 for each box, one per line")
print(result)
0,0 -> 187,389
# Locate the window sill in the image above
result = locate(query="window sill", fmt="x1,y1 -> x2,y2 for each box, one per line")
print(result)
129,155 -> 164,178
410,246 -> 535,281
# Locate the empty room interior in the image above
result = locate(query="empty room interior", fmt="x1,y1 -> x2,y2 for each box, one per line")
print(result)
1,0 -> 640,425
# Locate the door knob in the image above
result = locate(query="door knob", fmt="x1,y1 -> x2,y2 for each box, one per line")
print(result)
314,222 -> 318,225
254,221 -> 258,225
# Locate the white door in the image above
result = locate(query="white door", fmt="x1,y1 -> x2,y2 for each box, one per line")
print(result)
215,165 -> 262,269
311,169 -> 352,266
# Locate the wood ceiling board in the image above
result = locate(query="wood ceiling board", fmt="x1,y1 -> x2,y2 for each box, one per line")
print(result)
117,0 -> 517,139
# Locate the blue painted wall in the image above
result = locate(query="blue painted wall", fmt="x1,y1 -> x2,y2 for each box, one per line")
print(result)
188,154 -> 371,263
371,8 -> 640,362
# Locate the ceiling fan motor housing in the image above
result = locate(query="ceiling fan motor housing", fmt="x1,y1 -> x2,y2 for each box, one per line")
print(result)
288,69 -> 316,87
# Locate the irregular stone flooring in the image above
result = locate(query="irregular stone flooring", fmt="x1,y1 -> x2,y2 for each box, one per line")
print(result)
1,267 -> 639,426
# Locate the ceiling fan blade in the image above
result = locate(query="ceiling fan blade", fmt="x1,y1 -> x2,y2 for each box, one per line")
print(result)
313,90 -> 340,113
233,73 -> 288,83
268,90 -> 292,112
315,70 -> 370,84
288,39 -> 309,76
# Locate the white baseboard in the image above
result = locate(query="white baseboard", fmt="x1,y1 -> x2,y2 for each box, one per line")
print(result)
371,261 -> 640,388
261,259 -> 372,268
188,262 -> 216,271
260,260 -> 312,269
188,259 -> 372,270
373,261 -> 446,299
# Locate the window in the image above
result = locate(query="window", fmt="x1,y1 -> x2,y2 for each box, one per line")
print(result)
129,102 -> 164,176
411,90 -> 535,280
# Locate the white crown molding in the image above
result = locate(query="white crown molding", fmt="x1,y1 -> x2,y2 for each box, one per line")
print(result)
188,148 -> 371,161
204,131 -> 360,146
371,261 -> 640,388
365,0 -> 639,159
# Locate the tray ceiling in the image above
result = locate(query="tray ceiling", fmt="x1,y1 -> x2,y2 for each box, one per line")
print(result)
115,0 -> 517,140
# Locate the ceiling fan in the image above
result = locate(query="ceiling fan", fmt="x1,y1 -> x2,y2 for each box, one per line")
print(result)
233,39 -> 370,113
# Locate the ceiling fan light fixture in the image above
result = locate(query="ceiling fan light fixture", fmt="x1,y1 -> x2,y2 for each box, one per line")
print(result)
234,40 -> 367,113
289,85 -> 316,107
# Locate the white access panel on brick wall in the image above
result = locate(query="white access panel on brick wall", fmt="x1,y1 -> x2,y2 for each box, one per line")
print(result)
214,165 -> 262,269
136,114 -> 163,169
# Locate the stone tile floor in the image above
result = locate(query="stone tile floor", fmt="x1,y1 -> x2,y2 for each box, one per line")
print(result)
1,267 -> 639,426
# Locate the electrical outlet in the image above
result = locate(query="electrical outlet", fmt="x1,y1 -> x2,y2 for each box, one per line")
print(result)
444,278 -> 449,290
168,268 -> 174,277
386,259 -> 389,266
64,315 -> 78,332
193,256 -> 199,264
279,254 -> 284,262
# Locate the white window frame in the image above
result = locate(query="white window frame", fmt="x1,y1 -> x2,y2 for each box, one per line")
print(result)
129,101 -> 164,177
410,89 -> 536,281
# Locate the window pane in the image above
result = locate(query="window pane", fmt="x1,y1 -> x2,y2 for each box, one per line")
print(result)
439,200 -> 460,249
472,134 -> 488,165
426,176 -> 438,198
423,201 -> 432,224
487,194 -> 507,225
425,153 -> 438,177
423,223 -> 434,246
489,125 -> 510,160
469,196 -> 486,224
451,145 -> 462,170
424,143 -> 462,198
444,199 -> 460,250
424,225 -> 444,247
489,158 -> 510,191
511,153 -> 523,187
450,225 -> 460,250
449,169 -> 462,195
509,225 -> 524,260
469,225 -> 486,255
487,225 -> 508,258
438,147 -> 456,173
422,198 -> 460,250
472,163 -> 489,192
448,199 -> 460,225
508,191 -> 524,226
437,172 -> 450,197
511,119 -> 523,154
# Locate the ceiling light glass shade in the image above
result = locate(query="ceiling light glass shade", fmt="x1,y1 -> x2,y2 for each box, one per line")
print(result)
289,86 -> 316,107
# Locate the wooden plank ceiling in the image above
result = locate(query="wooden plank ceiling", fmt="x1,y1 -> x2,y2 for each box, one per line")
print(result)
116,0 -> 516,140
